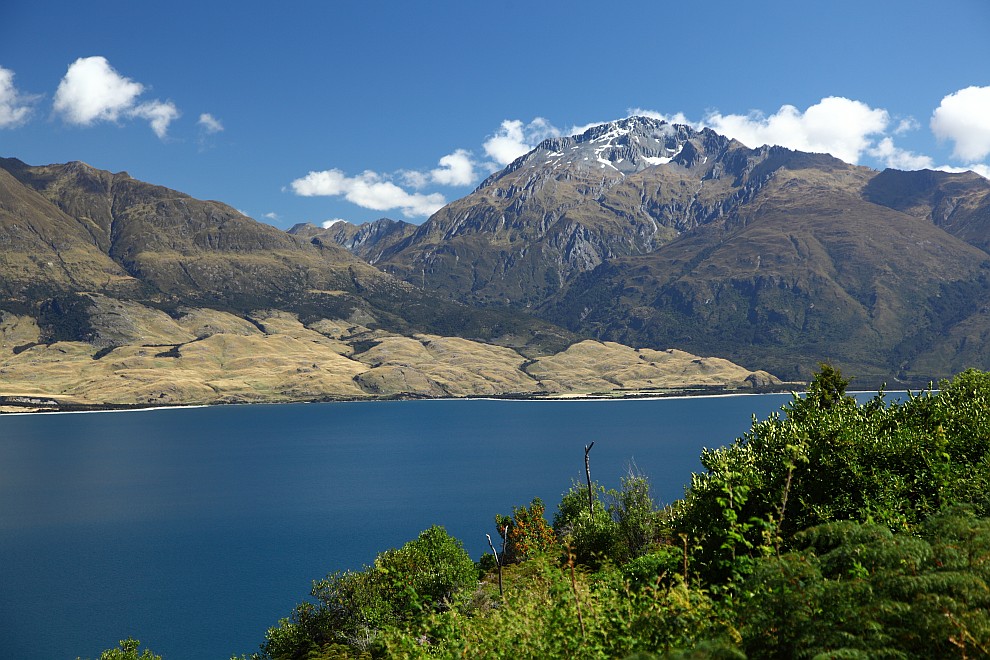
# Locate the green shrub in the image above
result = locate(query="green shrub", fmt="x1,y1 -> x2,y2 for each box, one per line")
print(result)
261,526 -> 475,659
554,481 -> 619,567
494,497 -> 557,564
671,368 -> 990,585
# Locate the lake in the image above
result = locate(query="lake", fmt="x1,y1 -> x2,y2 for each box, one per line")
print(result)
1,393 -> 823,659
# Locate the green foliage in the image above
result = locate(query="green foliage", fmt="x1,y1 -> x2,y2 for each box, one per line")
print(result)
261,526 -> 475,659
735,509 -> 990,658
554,481 -> 620,567
672,368 -> 990,584
551,472 -> 668,569
77,638 -> 162,660
495,497 -> 557,564
381,556 -> 735,659
800,361 -> 854,412
611,472 -> 666,563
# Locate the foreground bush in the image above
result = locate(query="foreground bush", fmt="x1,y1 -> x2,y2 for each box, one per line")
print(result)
672,367 -> 990,584
261,526 -> 475,659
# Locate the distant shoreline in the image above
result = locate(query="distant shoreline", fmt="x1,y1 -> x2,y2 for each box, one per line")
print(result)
0,382 -> 930,416
0,383 -> 807,415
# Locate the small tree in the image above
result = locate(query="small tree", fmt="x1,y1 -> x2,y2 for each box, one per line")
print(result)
611,471 -> 665,562
554,481 -> 619,567
802,362 -> 853,411
496,497 -> 557,564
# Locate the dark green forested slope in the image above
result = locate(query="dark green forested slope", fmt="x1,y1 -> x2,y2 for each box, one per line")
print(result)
85,368 -> 990,660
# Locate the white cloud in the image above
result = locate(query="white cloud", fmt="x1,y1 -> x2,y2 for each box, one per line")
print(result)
868,137 -> 935,171
53,56 -> 179,138
702,97 -> 889,164
626,100 -> 990,177
894,117 -> 919,135
53,56 -> 142,124
0,66 -> 36,128
322,219 -> 346,228
483,117 -> 560,166
401,148 -> 479,189
198,113 -> 223,134
626,108 -> 700,129
430,149 -> 476,186
130,100 -> 179,139
263,212 -> 280,221
970,163 -> 990,179
931,86 -> 990,162
290,168 -> 446,218
400,169 -> 431,189
936,163 -> 990,180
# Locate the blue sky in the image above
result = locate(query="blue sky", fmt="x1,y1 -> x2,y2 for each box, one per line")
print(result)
1,1 -> 989,229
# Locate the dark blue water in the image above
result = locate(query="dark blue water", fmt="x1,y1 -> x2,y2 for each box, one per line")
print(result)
0,395 -> 805,659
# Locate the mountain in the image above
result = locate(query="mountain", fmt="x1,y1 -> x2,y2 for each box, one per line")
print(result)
0,157 -> 577,350
0,157 -> 777,408
375,117 -> 990,384
288,218 -> 416,264
376,117 -> 741,306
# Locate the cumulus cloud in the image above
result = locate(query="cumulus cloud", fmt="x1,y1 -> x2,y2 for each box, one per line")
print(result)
291,117 -> 555,219
290,168 -> 446,218
894,117 -> 919,135
198,113 -> 223,134
626,108 -> 700,129
130,100 -> 180,139
430,149 -> 476,186
322,219 -> 346,228
868,137 -> 935,171
0,66 -> 37,128
401,148 -> 479,189
53,56 -> 142,124
931,86 -> 990,162
483,117 -> 560,166
53,56 -> 179,138
702,97 -> 889,164
969,163 -> 990,179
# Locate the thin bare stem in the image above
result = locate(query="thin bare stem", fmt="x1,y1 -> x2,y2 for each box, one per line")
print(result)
585,442 -> 595,516
485,533 -> 503,597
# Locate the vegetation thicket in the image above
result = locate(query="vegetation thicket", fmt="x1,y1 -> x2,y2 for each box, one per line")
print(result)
88,367 -> 990,659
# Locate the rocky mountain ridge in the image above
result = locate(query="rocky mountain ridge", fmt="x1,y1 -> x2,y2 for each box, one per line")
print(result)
363,117 -> 990,384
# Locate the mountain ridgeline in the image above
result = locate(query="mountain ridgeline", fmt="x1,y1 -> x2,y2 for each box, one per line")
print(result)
4,113 -> 990,403
0,155 -> 779,408
320,117 -> 990,385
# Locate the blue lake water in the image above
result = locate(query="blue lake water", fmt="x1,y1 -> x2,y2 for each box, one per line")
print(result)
0,393 -> 840,659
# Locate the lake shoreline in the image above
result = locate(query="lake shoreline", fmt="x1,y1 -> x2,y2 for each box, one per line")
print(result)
0,383 -> 807,415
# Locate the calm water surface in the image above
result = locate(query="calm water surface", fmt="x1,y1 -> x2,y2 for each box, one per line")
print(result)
1,395 -> 812,659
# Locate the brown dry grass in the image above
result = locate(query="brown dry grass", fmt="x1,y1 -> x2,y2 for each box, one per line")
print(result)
0,301 -> 780,406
